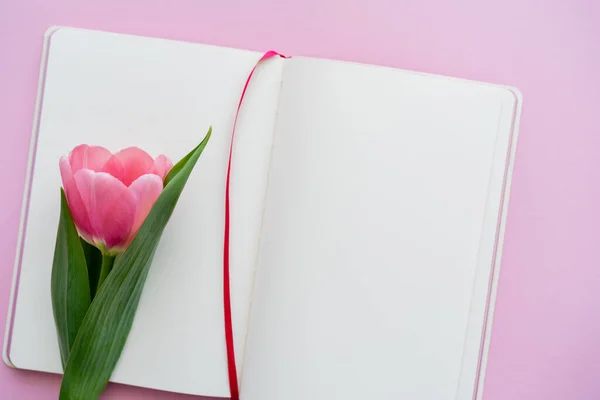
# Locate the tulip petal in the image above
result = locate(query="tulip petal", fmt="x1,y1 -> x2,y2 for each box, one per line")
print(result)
149,155 -> 173,180
74,170 -> 136,251
101,155 -> 125,183
127,174 -> 163,243
59,157 -> 95,242
69,145 -> 112,172
115,147 -> 155,187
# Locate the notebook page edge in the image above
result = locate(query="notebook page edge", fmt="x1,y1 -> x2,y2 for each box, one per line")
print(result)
294,55 -> 522,100
455,87 -> 522,400
474,87 -> 523,400
3,25 -> 62,369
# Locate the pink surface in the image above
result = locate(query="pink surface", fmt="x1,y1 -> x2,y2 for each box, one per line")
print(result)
0,0 -> 599,399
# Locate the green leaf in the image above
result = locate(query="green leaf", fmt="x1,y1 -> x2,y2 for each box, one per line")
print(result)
163,126 -> 211,187
80,238 -> 102,300
51,189 -> 92,369
59,127 -> 212,399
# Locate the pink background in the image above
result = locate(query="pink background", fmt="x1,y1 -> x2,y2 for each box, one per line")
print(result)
1,0 -> 599,399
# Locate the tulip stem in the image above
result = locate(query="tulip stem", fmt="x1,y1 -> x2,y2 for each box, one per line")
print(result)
97,254 -> 116,293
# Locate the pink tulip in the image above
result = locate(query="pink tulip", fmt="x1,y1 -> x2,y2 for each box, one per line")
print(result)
59,144 -> 173,255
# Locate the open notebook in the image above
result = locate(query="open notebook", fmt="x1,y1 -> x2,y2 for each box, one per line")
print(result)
3,27 -> 522,400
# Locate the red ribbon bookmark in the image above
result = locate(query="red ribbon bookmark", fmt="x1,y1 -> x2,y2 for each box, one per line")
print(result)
223,50 -> 287,400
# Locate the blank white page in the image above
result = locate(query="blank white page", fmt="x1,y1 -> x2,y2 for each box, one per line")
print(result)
5,27 -> 284,397
241,57 -> 519,400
